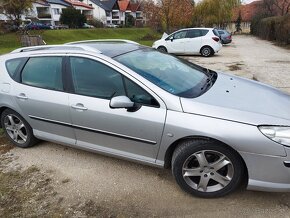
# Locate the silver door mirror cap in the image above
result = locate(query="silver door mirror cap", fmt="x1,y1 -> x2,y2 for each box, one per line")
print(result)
110,96 -> 134,109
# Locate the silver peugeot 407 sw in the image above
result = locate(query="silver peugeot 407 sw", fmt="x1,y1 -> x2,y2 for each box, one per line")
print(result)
0,40 -> 289,198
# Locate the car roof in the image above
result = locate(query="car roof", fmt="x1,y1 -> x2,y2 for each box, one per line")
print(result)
8,40 -> 148,58
66,40 -> 147,57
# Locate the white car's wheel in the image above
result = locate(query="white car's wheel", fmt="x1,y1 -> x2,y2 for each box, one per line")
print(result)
157,46 -> 167,53
201,46 -> 213,57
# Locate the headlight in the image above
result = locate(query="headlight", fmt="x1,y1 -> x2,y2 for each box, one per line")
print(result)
259,126 -> 290,146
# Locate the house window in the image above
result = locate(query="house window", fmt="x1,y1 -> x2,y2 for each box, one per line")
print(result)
106,11 -> 110,17
53,8 -> 60,15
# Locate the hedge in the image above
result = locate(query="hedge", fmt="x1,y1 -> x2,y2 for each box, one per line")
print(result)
251,14 -> 290,45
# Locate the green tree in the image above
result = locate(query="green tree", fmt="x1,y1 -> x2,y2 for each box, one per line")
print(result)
125,14 -> 135,27
235,10 -> 242,32
193,0 -> 240,27
60,7 -> 87,28
0,0 -> 33,26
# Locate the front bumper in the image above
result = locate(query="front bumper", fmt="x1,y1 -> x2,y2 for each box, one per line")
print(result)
241,146 -> 290,192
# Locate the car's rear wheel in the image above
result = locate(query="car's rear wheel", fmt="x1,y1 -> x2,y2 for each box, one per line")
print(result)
157,46 -> 167,53
200,46 -> 213,57
172,139 -> 244,198
1,109 -> 38,148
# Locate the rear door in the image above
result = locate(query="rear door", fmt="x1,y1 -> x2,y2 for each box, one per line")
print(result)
165,30 -> 188,53
67,55 -> 167,163
184,29 -> 203,54
12,55 -> 75,145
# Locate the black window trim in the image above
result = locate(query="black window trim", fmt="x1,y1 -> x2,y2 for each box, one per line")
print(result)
66,56 -> 160,108
19,56 -> 66,93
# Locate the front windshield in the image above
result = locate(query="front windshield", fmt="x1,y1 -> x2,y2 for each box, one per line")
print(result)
114,49 -> 209,98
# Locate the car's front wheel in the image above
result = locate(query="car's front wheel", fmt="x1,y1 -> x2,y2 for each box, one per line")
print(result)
172,139 -> 244,198
1,109 -> 38,148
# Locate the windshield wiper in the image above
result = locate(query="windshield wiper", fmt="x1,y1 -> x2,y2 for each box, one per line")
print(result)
201,69 -> 216,92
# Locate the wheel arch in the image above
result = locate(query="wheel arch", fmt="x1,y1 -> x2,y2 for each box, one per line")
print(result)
163,135 -> 248,186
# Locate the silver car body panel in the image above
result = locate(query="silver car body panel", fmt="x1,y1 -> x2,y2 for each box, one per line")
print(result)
1,46 -> 290,192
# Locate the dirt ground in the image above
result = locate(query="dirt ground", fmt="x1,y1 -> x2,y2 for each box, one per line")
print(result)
1,35 -> 290,217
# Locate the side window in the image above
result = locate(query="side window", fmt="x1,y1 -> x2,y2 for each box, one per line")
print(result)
21,57 -> 63,91
6,58 -> 26,78
173,31 -> 187,39
187,30 -> 202,38
218,31 -> 224,35
124,78 -> 159,107
70,57 -> 125,99
201,30 -> 209,36
213,29 -> 220,37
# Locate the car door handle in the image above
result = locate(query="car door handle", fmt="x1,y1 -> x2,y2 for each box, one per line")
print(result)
17,93 -> 28,100
71,104 -> 88,111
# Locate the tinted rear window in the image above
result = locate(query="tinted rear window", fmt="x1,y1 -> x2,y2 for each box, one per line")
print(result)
5,58 -> 26,77
213,29 -> 220,36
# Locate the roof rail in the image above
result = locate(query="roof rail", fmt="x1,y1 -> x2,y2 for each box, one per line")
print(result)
10,44 -> 102,54
65,39 -> 140,45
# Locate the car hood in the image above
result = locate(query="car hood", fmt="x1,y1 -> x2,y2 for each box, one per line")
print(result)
180,73 -> 290,126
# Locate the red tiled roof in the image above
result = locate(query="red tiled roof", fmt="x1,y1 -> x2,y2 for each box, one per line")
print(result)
118,0 -> 130,12
232,0 -> 263,22
129,2 -> 141,12
64,0 -> 93,9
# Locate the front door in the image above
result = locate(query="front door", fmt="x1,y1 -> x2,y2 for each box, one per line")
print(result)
67,56 -> 167,163
165,30 -> 188,53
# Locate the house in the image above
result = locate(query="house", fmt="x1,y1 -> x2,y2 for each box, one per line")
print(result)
83,0 -> 144,26
47,0 -> 71,26
228,0 -> 263,33
0,0 -> 93,26
64,0 -> 94,21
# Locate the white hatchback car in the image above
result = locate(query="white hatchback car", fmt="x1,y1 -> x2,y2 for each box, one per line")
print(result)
152,28 -> 222,57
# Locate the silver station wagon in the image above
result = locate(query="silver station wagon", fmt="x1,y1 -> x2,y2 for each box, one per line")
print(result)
0,40 -> 290,198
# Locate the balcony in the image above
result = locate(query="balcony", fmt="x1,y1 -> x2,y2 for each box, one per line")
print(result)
38,13 -> 52,19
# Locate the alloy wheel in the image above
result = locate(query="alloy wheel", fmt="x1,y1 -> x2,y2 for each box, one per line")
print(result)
182,150 -> 234,192
4,114 -> 28,144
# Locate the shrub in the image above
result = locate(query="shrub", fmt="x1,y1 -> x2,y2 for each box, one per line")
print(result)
60,7 -> 86,28
251,14 -> 290,45
87,19 -> 104,28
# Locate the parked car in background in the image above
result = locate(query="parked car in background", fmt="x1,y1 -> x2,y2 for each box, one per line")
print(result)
217,29 -> 232,44
83,23 -> 94,29
25,22 -> 52,30
152,28 -> 222,57
2,40 -> 290,198
106,24 -> 119,28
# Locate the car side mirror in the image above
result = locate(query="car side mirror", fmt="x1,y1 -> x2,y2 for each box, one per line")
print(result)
170,36 -> 174,42
110,96 -> 134,109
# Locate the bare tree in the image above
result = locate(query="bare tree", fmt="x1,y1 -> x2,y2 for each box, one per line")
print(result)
263,0 -> 290,16
0,0 -> 33,26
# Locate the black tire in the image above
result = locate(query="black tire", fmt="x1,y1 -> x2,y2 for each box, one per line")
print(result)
1,109 -> 38,148
200,46 -> 213,57
157,46 -> 167,53
172,139 -> 244,198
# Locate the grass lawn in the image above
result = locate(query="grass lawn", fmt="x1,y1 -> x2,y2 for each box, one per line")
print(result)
0,28 -> 161,55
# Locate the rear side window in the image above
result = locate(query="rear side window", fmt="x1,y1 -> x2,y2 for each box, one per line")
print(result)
187,30 -> 201,38
5,58 -> 25,77
21,57 -> 63,91
213,29 -> 220,36
201,30 -> 209,36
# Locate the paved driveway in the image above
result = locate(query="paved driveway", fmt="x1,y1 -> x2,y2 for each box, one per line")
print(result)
2,35 -> 290,217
